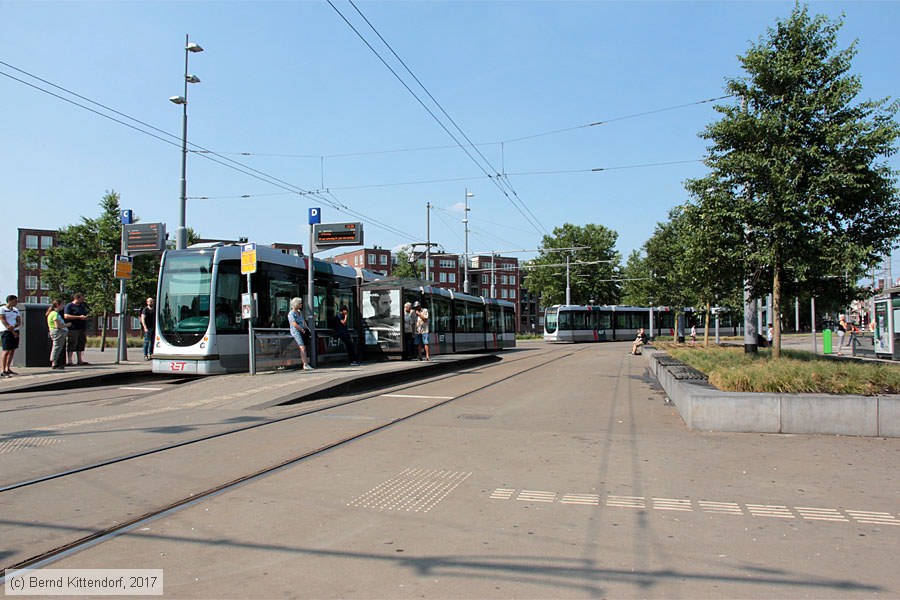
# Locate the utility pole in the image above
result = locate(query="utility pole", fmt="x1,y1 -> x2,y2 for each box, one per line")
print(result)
425,202 -> 431,282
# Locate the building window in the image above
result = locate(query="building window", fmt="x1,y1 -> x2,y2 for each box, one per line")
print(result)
501,289 -> 508,299
368,254 -> 376,264
41,236 -> 54,249
449,273 -> 456,283
509,289 -> 516,299
40,296 -> 50,304
132,317 -> 142,330
25,235 -> 39,249
110,316 -> 120,330
511,275 -> 516,285
501,275 -> 508,285
379,254 -> 388,265
40,278 -> 50,290
24,257 -> 38,269
439,272 -> 447,283
439,259 -> 455,269
27,295 -> 39,304
41,256 -> 50,269
482,274 -> 488,284
25,275 -> 38,290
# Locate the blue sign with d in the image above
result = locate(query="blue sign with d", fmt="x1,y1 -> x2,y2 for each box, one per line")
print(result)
308,207 -> 321,225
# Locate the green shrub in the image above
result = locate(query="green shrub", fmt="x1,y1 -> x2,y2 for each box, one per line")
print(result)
660,344 -> 900,395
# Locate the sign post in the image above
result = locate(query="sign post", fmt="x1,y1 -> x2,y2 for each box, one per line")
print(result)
307,208 -> 321,368
241,243 -> 258,375
115,211 -> 135,364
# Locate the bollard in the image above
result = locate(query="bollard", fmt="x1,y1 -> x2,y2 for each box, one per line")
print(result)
823,328 -> 833,354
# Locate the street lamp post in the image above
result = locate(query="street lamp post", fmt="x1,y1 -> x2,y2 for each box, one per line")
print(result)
170,34 -> 203,250
463,189 -> 473,293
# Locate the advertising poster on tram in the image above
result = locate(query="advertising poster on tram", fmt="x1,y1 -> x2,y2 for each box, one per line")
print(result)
362,289 -> 401,351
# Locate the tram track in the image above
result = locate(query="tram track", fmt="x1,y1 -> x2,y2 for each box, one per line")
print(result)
0,346 -> 589,576
0,350 -> 557,494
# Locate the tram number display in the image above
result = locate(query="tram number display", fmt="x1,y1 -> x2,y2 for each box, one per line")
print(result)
314,222 -> 364,247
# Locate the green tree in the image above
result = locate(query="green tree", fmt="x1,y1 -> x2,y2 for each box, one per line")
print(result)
43,190 -> 163,350
392,247 -> 421,279
687,4 -> 900,358
524,223 -> 621,306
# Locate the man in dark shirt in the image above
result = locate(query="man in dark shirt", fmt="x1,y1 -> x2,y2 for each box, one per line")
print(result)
141,297 -> 156,360
333,305 -> 360,366
64,292 -> 90,365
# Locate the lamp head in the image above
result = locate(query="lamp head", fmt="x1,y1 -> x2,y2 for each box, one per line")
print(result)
186,42 -> 204,53
185,74 -> 201,84
169,96 -> 187,105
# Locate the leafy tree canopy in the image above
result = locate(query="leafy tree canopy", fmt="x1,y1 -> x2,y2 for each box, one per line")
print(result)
524,223 -> 621,306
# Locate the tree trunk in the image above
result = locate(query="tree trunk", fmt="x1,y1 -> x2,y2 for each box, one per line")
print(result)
772,267 -> 781,359
703,301 -> 711,347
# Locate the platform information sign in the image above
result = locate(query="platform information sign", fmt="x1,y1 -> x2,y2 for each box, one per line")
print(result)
241,243 -> 257,274
114,255 -> 133,280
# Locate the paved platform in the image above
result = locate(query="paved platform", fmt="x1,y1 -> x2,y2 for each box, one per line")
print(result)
0,346 -> 505,408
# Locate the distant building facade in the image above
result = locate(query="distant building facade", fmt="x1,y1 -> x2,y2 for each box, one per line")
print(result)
332,247 -> 392,276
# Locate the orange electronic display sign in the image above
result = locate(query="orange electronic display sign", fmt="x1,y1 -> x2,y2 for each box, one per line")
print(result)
124,223 -> 166,253
314,222 -> 364,247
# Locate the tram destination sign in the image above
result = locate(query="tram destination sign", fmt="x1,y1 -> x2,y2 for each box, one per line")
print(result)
123,222 -> 166,254
313,222 -> 364,248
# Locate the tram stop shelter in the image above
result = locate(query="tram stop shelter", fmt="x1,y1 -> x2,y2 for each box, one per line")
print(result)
872,287 -> 900,360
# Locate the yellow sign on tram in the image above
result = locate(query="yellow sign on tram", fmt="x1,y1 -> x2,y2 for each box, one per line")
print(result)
241,243 -> 257,274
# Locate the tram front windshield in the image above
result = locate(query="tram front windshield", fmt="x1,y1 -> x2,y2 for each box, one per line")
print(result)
545,307 -> 558,333
159,252 -> 213,345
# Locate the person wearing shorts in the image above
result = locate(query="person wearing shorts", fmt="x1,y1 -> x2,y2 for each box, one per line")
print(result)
1,295 -> 21,377
64,292 -> 90,365
414,301 -> 431,362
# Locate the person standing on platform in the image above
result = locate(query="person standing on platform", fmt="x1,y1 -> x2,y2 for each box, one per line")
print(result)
141,297 -> 156,361
837,315 -> 848,356
403,301 -> 416,360
414,301 -> 431,362
288,297 -> 313,371
334,305 -> 360,366
46,299 -> 68,370
0,295 -> 21,377
64,292 -> 90,365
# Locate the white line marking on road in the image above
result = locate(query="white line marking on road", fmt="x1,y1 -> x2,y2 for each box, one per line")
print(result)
490,488 -> 515,500
845,510 -> 900,526
0,436 -> 63,454
561,494 -> 601,506
699,501 -> 743,515
517,490 -> 557,503
746,504 -> 795,519
381,394 -> 455,400
796,507 -> 849,522
607,495 -> 646,509
118,387 -> 163,391
653,497 -> 693,511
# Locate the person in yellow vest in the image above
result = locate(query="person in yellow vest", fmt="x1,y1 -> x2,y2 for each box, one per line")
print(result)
46,299 -> 69,370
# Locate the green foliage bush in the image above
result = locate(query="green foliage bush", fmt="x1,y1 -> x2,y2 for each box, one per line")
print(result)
85,336 -> 144,349
662,344 -> 900,395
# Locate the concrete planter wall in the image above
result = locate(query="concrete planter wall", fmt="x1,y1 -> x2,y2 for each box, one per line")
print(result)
647,350 -> 899,438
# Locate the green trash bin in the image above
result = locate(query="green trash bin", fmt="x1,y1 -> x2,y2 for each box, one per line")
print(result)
823,328 -> 833,354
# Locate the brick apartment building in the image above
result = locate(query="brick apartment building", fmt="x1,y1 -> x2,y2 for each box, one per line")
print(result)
331,247 -> 392,276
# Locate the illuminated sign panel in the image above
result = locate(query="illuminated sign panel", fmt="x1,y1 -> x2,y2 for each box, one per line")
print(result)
314,222 -> 364,247
124,223 -> 166,253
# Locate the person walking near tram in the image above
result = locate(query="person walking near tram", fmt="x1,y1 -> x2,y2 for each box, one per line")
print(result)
64,292 -> 90,365
837,314 -> 849,356
288,297 -> 314,371
46,299 -> 69,370
414,301 -> 431,362
141,297 -> 156,361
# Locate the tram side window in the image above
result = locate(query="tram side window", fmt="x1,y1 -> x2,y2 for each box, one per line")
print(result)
504,307 -> 516,334
333,286 -> 356,329
658,312 -> 675,330
471,303 -> 485,333
431,297 -> 451,334
214,262 -> 243,333
573,311 -> 587,330
559,311 -> 573,330
598,313 -> 612,329
266,276 -> 298,329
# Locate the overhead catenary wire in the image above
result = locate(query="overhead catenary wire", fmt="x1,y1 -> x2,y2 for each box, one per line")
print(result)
0,61 -> 414,241
328,0 -> 547,236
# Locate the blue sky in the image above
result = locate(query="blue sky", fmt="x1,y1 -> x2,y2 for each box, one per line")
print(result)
2,1 -> 898,296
